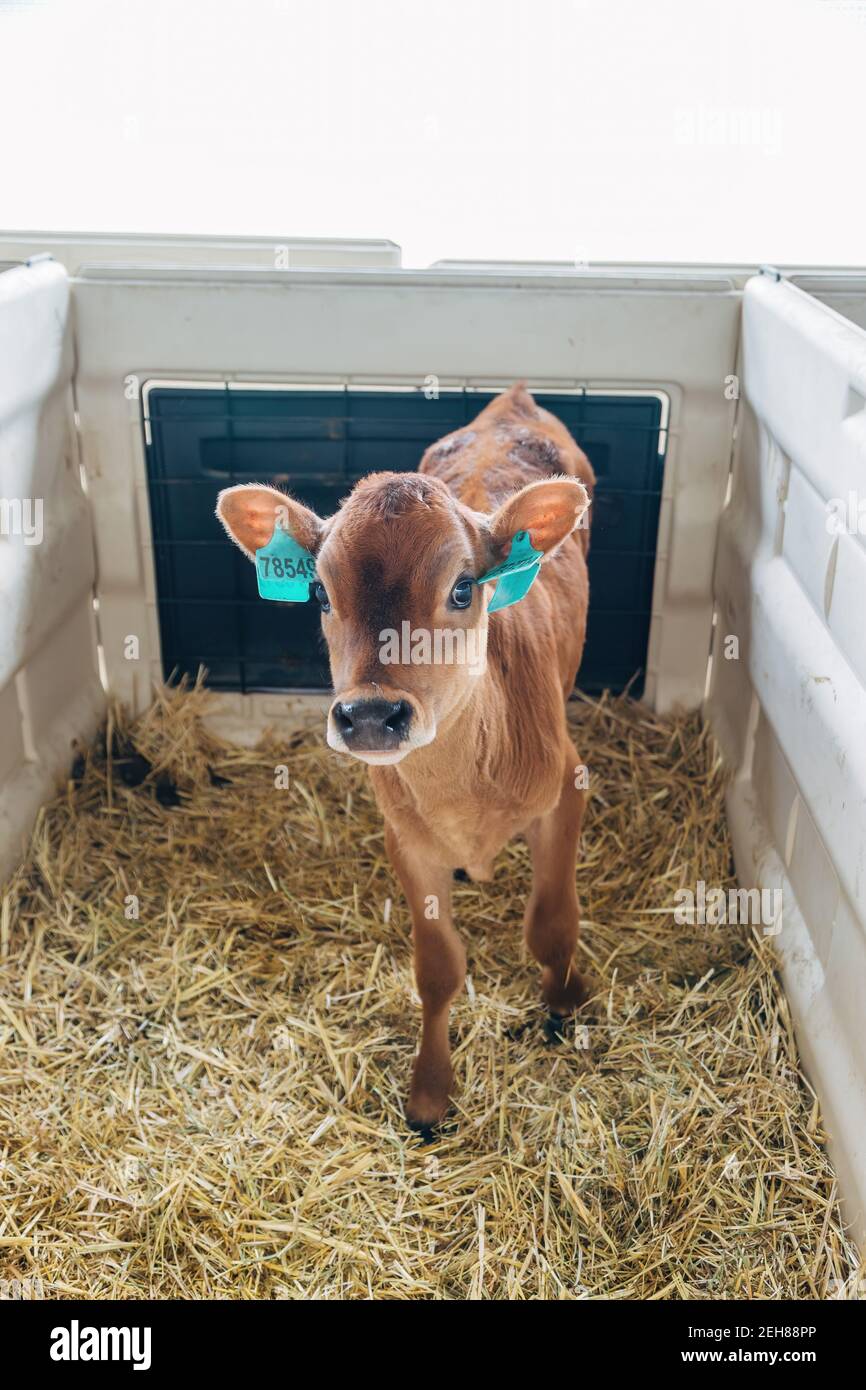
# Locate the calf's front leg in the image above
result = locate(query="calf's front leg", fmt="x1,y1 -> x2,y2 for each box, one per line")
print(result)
523,741 -> 590,1016
384,825 -> 466,1128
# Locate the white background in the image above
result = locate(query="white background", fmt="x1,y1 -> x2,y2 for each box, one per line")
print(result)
0,0 -> 864,268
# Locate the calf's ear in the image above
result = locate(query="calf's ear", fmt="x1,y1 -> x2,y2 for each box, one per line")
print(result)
216,484 -> 325,561
487,477 -> 590,562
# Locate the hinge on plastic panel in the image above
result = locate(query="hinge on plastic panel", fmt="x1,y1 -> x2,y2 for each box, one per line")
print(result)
758,264 -> 783,282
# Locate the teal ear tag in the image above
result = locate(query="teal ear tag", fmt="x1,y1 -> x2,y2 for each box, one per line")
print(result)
476,530 -> 543,612
254,523 -> 317,602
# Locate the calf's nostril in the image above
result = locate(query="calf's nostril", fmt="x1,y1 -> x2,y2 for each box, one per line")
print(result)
385,700 -> 412,736
332,702 -> 354,735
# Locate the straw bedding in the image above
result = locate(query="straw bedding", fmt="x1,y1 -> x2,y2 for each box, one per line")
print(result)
0,681 -> 861,1300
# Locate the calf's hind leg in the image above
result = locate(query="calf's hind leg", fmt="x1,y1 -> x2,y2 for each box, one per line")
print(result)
523,742 -> 590,1016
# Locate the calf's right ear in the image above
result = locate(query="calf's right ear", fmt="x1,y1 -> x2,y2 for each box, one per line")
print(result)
216,484 -> 324,561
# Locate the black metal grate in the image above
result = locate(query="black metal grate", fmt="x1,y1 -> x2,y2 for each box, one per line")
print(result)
144,386 -> 665,696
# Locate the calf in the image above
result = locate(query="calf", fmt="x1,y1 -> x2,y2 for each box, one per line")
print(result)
217,384 -> 595,1127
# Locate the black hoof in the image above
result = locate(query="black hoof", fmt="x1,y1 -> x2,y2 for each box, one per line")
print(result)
407,1121 -> 437,1144
453,867 -> 469,882
543,1012 -> 568,1045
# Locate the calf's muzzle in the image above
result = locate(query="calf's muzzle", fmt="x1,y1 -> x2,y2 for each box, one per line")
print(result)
331,697 -> 414,751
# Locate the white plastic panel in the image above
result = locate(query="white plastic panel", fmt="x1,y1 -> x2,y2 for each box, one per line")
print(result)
69,263 -> 741,723
0,232 -> 401,275
0,260 -> 104,880
828,532 -> 866,688
789,272 -> 866,334
709,273 -> 866,1244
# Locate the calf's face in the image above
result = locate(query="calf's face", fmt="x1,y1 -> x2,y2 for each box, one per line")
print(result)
217,471 -> 588,766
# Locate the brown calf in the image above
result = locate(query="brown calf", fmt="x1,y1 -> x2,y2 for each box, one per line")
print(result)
217,384 -> 595,1128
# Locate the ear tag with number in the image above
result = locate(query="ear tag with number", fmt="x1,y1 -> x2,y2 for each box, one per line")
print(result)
476,530 -> 544,612
255,522 -> 317,602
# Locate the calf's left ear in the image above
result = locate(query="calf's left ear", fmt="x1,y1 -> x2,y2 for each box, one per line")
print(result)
488,477 -> 590,561
216,483 -> 324,561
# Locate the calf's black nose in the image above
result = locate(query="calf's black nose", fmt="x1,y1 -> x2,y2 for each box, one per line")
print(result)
332,698 -> 413,749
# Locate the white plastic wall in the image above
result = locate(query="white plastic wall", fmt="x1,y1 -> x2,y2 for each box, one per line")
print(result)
0,232 -> 401,276
708,274 -> 866,1244
789,273 -> 866,335
0,259 -> 104,880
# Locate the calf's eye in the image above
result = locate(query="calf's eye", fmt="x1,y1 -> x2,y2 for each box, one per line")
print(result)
313,581 -> 331,612
450,578 -> 474,609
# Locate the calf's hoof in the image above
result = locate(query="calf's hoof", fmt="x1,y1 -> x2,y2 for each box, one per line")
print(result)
543,1012 -> 569,1044
542,966 -> 590,1016
406,1056 -> 452,1131
405,1091 -> 451,1132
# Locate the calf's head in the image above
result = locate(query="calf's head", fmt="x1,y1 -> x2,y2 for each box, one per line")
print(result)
217,471 -> 589,765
